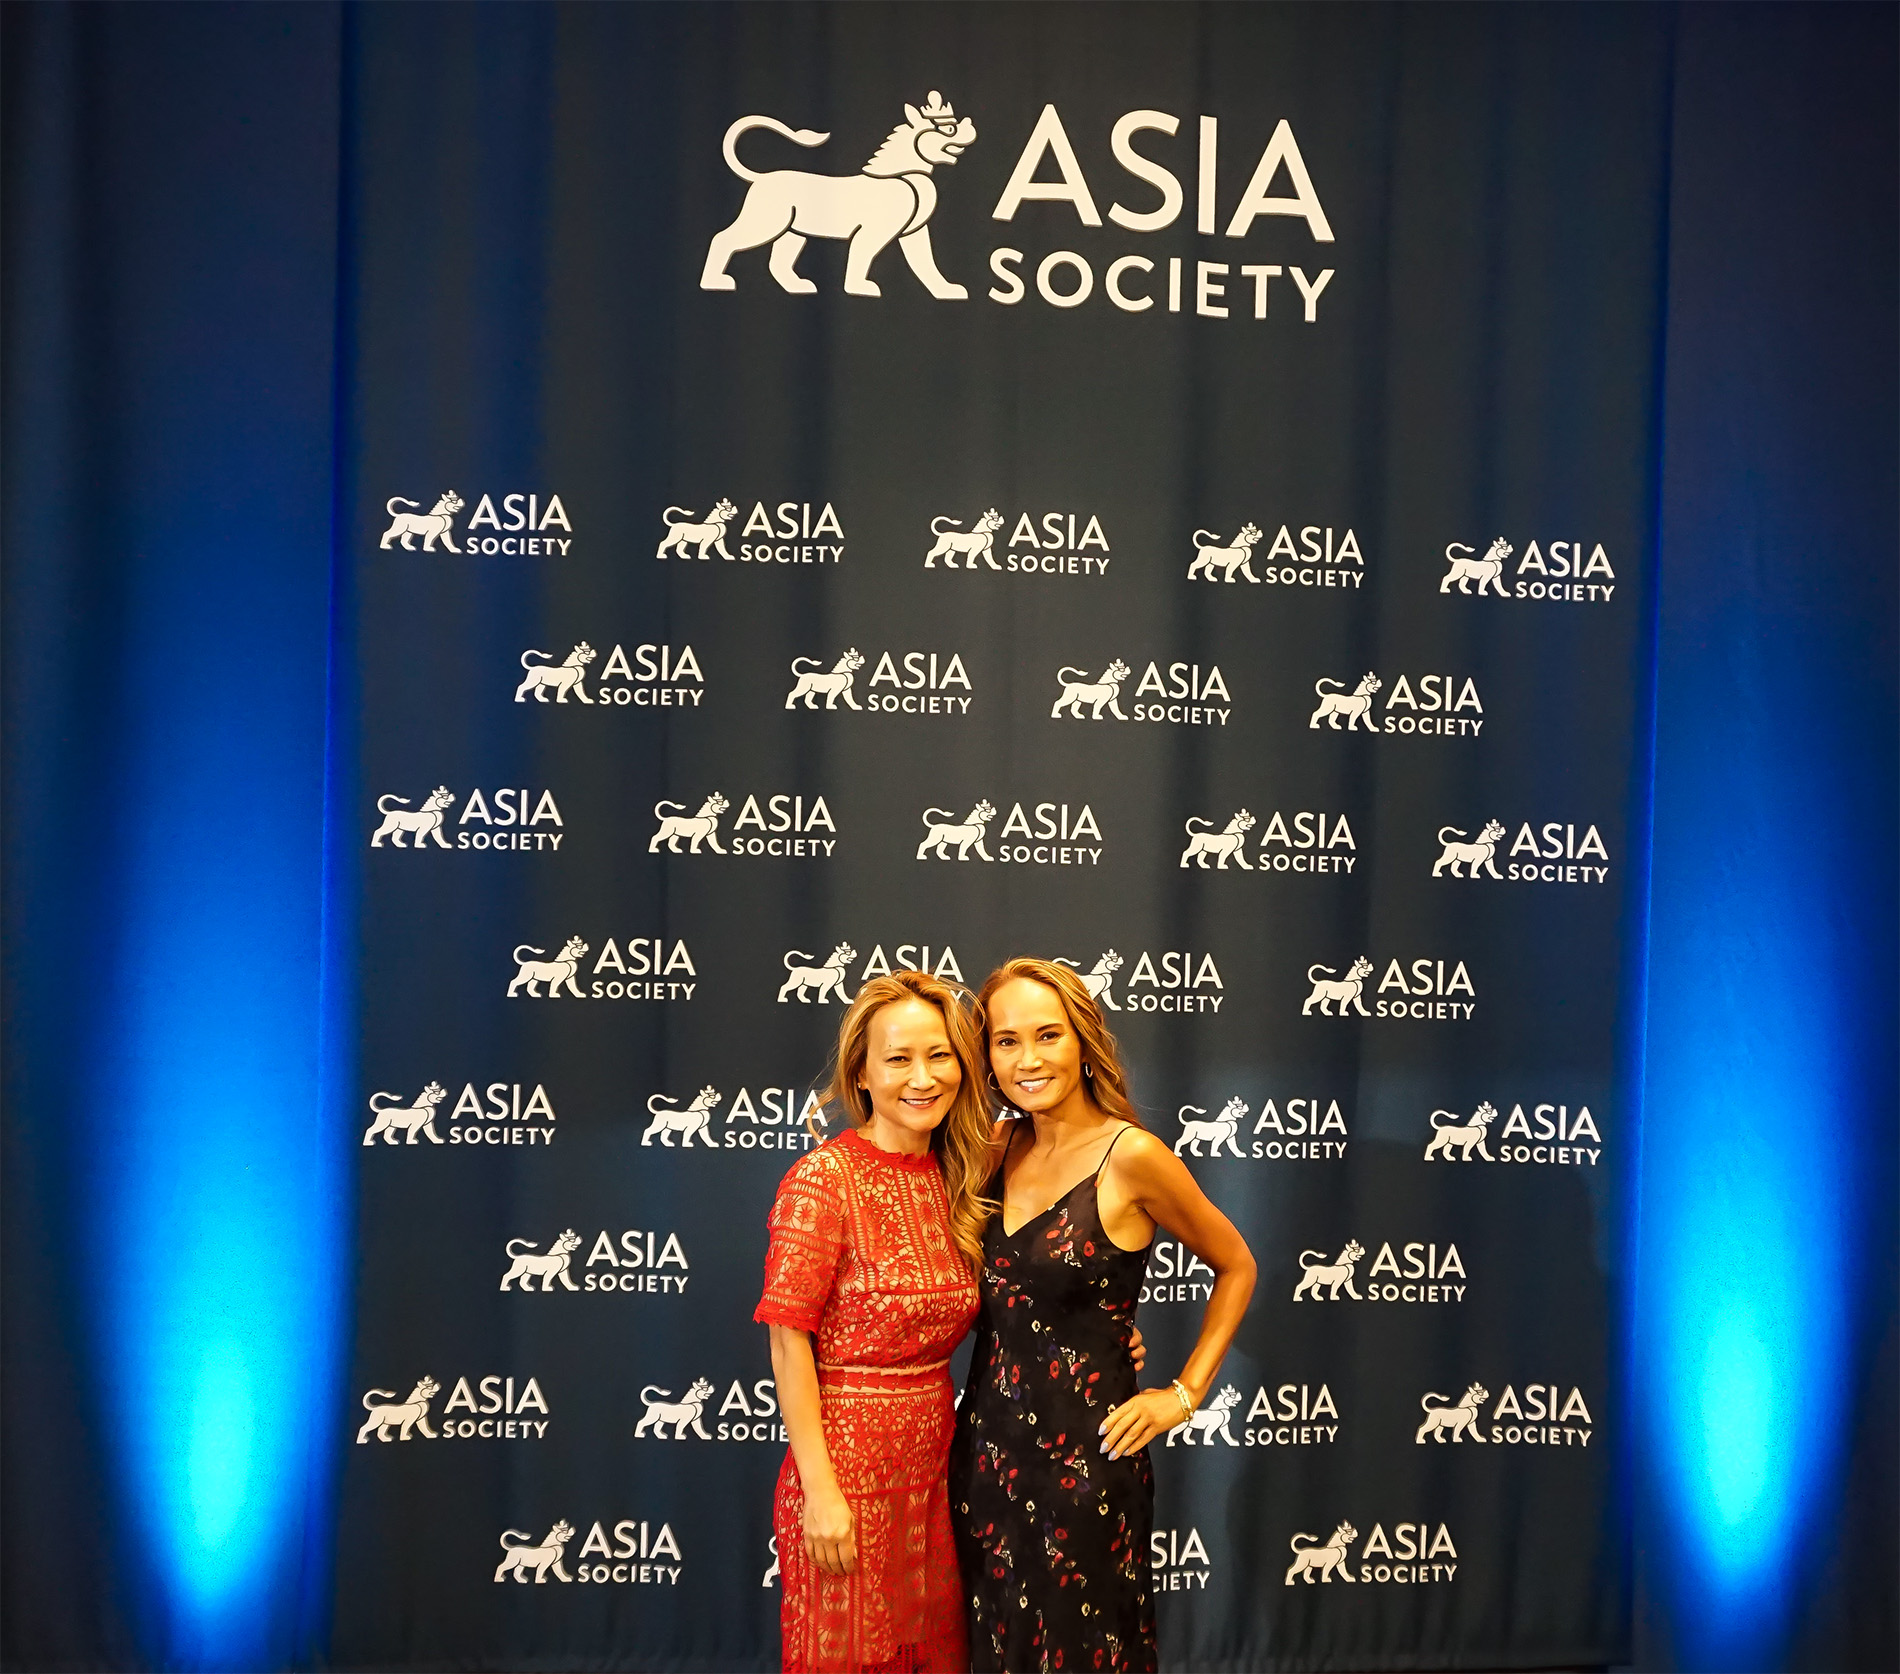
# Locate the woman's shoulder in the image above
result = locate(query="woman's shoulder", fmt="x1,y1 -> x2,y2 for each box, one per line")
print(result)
775,1130 -> 859,1198
1103,1121 -> 1175,1175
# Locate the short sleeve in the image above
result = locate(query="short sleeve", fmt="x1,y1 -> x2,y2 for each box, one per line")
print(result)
753,1154 -> 847,1332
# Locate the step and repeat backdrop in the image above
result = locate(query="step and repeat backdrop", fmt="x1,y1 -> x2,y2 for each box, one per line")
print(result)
332,6 -> 1667,1668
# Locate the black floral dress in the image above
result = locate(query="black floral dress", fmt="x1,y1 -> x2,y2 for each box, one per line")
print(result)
950,1125 -> 1156,1673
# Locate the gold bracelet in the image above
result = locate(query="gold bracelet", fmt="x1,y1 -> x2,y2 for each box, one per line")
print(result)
1170,1379 -> 1196,1422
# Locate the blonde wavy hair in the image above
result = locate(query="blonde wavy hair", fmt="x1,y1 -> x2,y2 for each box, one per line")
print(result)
975,957 -> 1145,1130
818,970 -> 997,1269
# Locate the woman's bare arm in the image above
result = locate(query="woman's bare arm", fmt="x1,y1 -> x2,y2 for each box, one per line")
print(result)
768,1324 -> 858,1575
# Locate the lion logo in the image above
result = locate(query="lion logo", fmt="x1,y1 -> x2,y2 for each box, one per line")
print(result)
1416,1384 -> 1490,1444
1181,810 -> 1255,869
657,499 -> 739,561
917,800 -> 996,861
495,1521 -> 575,1584
1166,1383 -> 1243,1446
1285,1522 -> 1358,1584
370,786 -> 456,849
1302,956 -> 1374,1017
1187,523 -> 1264,583
1424,1102 -> 1499,1162
925,509 -> 1005,569
499,1229 -> 583,1292
633,1377 -> 717,1439
380,492 -> 463,552
642,1087 -> 722,1148
508,937 -> 589,999
1293,1240 -> 1365,1302
779,943 -> 857,1004
1440,537 -> 1513,596
363,1081 -> 448,1146
1054,950 -> 1122,1011
650,793 -> 729,854
1432,819 -> 1507,879
1051,660 -> 1131,721
516,643 -> 596,703
786,649 -> 866,710
1174,1097 -> 1247,1159
356,1376 -> 441,1443
701,92 -> 976,299
1309,673 -> 1382,731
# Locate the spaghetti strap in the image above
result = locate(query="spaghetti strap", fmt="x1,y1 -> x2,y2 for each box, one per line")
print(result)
1094,1123 -> 1132,1177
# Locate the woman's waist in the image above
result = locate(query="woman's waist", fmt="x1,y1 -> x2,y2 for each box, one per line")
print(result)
816,1356 -> 955,1394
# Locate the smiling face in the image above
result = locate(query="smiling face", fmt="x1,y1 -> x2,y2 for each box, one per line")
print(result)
857,996 -> 963,1154
986,977 -> 1091,1119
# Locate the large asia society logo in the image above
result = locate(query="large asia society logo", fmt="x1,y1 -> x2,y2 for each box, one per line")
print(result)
1422,1099 -> 1602,1167
1050,656 -> 1231,726
1188,522 -> 1365,590
699,93 -> 1336,324
785,647 -> 972,714
506,935 -> 698,1002
924,509 -> 1111,579
1300,952 -> 1476,1021
378,491 -> 573,557
916,799 -> 1103,867
495,1518 -> 682,1587
1170,1094 -> 1347,1161
649,792 -> 837,858
1284,1521 -> 1458,1586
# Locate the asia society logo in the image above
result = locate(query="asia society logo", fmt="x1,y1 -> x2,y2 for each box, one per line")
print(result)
499,1228 -> 691,1296
1291,1240 -> 1466,1303
515,641 -> 704,708
1150,1527 -> 1213,1591
1164,1383 -> 1340,1448
378,490 -> 574,556
1057,949 -> 1222,1013
916,800 -> 1103,866
786,648 -> 972,714
1285,1522 -> 1458,1586
657,499 -> 844,564
369,787 -> 564,852
1308,672 -> 1483,737
495,1518 -> 682,1587
649,793 -> 837,858
1431,819 -> 1609,884
1439,536 -> 1616,604
924,509 -> 1111,577
506,936 -> 697,1001
1051,659 -> 1231,726
1188,523 -> 1364,588
1416,1382 -> 1594,1448
1181,808 -> 1356,873
357,1374 -> 550,1443
1301,954 -> 1475,1021
1142,1239 -> 1214,1306
633,1374 -> 785,1443
1424,1100 -> 1602,1167
363,1079 -> 557,1148
641,1083 -> 827,1153
699,93 -> 1339,329
1171,1095 -> 1347,1161
776,942 -> 964,1004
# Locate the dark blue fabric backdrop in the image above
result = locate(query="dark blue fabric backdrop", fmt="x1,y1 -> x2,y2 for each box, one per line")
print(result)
2,5 -> 1892,1672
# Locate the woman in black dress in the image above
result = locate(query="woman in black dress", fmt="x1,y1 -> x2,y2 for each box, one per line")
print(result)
950,958 -> 1256,1673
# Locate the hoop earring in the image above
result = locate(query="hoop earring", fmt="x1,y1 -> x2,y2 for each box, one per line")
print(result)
1083,1062 -> 1094,1078
987,1073 -> 1002,1095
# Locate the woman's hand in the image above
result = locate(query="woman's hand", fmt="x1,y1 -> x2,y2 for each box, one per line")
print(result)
1128,1324 -> 1147,1372
1099,1386 -> 1189,1460
802,1481 -> 859,1576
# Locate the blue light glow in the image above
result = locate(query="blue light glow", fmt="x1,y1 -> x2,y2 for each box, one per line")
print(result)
1639,782 -> 1855,1667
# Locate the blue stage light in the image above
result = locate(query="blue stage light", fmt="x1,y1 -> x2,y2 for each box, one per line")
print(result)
1639,769 -> 1854,1668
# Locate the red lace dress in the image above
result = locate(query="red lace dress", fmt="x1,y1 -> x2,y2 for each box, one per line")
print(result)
755,1126 -> 980,1673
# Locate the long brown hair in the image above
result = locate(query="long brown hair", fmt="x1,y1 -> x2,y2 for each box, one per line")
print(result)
820,970 -> 996,1268
974,957 -> 1144,1130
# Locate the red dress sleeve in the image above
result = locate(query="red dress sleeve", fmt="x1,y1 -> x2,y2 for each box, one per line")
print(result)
754,1151 -> 847,1332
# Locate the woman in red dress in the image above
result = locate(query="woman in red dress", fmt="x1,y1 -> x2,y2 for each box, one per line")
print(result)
755,970 -> 995,1673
